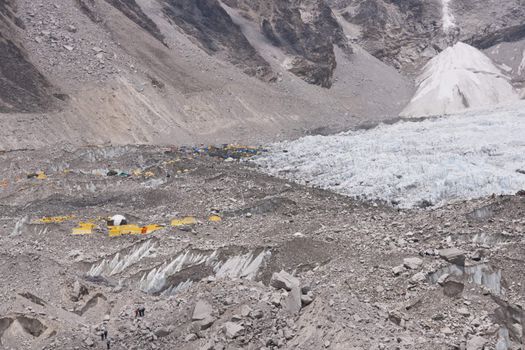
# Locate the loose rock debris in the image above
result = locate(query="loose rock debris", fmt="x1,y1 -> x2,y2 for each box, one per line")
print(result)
0,145 -> 523,350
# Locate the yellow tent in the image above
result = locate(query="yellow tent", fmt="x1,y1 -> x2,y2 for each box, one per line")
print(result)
171,217 -> 197,226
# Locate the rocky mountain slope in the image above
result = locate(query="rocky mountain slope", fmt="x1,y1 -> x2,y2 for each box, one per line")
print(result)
330,0 -> 525,74
1,0 -> 525,148
0,0 -> 55,113
0,0 -> 414,149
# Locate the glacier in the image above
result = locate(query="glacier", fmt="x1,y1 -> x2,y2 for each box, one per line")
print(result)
253,101 -> 525,209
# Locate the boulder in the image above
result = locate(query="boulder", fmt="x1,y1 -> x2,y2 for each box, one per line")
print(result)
198,316 -> 215,330
224,322 -> 244,339
240,305 -> 252,318
249,309 -> 264,319
392,265 -> 406,276
154,326 -> 173,338
457,307 -> 470,316
270,293 -> 282,307
466,335 -> 487,350
436,273 -> 450,286
270,270 -> 300,291
439,248 -> 466,266
301,293 -> 314,306
443,280 -> 464,297
403,257 -> 423,270
185,333 -> 198,342
282,285 -> 302,314
193,300 -> 213,321
84,337 -> 94,347
71,280 -> 89,302
388,310 -> 404,326
410,272 -> 426,283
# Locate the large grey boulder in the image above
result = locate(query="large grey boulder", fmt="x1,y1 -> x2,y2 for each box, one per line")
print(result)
282,285 -> 302,314
403,257 -> 423,270
192,300 -> 213,321
71,280 -> 89,302
270,270 -> 300,291
439,248 -> 466,266
442,279 -> 464,298
466,335 -> 487,350
224,322 -> 244,339
192,300 -> 215,330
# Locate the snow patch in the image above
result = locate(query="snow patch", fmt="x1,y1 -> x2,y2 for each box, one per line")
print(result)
253,101 -> 525,208
518,49 -> 525,76
442,0 -> 456,31
401,42 -> 519,118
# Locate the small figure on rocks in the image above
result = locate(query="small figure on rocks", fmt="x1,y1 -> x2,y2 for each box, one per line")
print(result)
100,325 -> 108,340
106,338 -> 111,349
139,305 -> 146,317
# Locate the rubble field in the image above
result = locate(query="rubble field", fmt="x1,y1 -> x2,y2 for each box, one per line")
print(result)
0,145 -> 523,350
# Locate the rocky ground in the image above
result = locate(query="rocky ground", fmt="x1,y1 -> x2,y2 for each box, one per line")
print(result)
0,145 -> 523,349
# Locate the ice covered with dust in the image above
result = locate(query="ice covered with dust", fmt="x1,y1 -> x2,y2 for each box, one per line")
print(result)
88,239 -> 156,277
400,42 -> 519,118
254,101 -> 525,208
139,249 -> 269,294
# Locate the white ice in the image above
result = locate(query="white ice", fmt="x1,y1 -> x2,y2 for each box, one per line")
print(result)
138,249 -> 269,294
88,239 -> 156,277
441,0 -> 456,31
518,48 -> 525,76
253,101 -> 525,209
401,42 -> 519,118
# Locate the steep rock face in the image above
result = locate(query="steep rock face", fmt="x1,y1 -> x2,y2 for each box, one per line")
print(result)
331,0 -> 444,71
0,0 -> 53,113
452,0 -> 525,49
223,0 -> 349,87
162,0 -> 275,81
105,0 -> 166,45
329,0 -> 525,72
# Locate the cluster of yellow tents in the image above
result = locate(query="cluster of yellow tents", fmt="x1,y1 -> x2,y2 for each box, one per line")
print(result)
35,214 -> 223,237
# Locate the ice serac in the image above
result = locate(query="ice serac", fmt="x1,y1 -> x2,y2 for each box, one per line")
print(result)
254,100 -> 525,208
400,42 -> 519,118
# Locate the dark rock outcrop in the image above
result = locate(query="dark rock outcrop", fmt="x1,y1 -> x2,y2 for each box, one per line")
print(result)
105,0 -> 167,45
0,0 -> 53,113
162,0 -> 275,81
75,0 -> 103,23
333,0 -> 443,71
224,0 -> 349,87
330,0 -> 525,71
453,0 -> 525,49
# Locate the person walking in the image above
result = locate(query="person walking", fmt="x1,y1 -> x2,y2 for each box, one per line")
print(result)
100,325 -> 108,340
